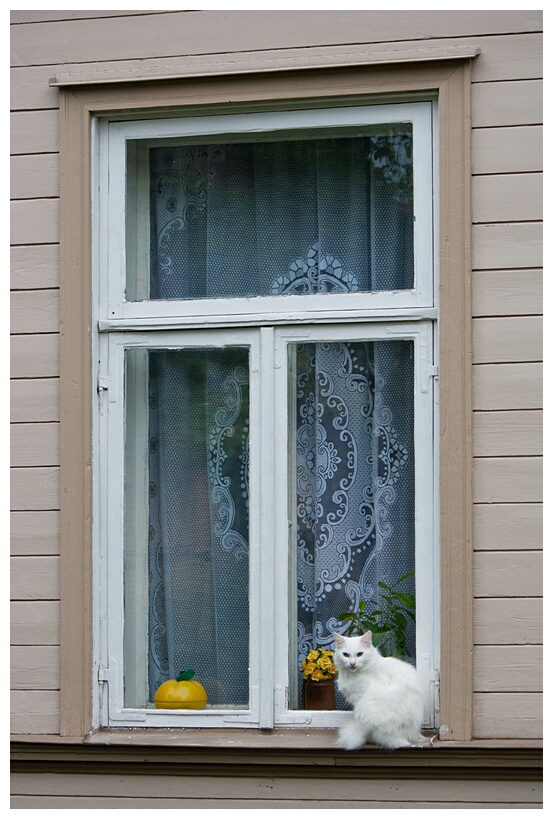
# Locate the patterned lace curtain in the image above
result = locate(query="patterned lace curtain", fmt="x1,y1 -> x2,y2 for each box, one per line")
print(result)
294,339 -> 414,708
146,134 -> 415,706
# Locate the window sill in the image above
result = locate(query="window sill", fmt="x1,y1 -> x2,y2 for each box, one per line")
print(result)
11,731 -> 542,782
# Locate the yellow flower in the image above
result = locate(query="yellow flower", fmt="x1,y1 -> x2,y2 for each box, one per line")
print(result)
302,662 -> 317,679
302,647 -> 338,679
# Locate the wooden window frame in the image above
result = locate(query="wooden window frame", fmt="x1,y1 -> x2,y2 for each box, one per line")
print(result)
58,60 -> 472,741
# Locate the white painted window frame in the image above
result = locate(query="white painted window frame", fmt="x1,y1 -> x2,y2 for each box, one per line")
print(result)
93,100 -> 439,731
102,102 -> 435,326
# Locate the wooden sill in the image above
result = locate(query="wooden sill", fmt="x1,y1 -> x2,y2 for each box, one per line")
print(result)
11,731 -> 543,781
11,728 -> 542,749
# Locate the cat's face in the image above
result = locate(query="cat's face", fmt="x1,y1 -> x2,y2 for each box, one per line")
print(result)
333,632 -> 373,671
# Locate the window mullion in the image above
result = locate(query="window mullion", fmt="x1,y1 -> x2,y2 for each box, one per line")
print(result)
256,326 -> 276,728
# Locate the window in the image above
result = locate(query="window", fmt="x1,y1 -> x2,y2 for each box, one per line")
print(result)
94,102 -> 439,730
58,59 -> 473,742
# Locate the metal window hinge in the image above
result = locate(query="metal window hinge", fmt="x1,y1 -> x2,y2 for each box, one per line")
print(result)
98,664 -> 113,685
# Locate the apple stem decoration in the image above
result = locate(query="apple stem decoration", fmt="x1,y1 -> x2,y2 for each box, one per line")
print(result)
176,669 -> 195,682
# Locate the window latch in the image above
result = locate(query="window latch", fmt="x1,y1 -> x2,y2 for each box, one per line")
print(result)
422,364 -> 439,393
97,376 -> 111,414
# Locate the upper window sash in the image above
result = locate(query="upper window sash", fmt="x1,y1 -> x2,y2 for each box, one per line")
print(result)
99,102 -> 435,324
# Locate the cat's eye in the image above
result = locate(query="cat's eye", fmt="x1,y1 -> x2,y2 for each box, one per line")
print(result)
357,652 -> 363,657
343,653 -> 350,658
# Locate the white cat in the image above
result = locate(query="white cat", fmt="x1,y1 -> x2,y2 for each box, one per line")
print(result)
333,630 -> 427,750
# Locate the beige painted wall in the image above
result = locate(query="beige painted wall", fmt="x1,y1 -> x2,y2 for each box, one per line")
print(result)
11,9 -> 542,757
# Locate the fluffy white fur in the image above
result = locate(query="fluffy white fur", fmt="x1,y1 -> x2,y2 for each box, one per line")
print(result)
333,631 -> 427,750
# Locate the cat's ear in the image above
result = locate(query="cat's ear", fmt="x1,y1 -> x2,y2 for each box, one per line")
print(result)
361,631 -> 373,647
333,632 -> 345,648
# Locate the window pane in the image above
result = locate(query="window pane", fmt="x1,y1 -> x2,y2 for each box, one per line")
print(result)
289,340 -> 415,709
124,347 -> 250,710
126,126 -> 414,301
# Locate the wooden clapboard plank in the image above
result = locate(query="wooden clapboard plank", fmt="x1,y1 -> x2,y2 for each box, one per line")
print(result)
472,270 -> 542,317
472,79 -> 542,128
11,200 -> 59,246
473,645 -> 542,692
11,645 -> 60,690
11,334 -> 60,379
473,410 -> 542,456
10,110 -> 58,155
472,126 -> 542,175
472,173 -> 542,224
10,691 -> 60,735
11,10 -> 169,23
11,556 -> 60,600
11,154 -> 60,199
10,11 -> 542,68
11,290 -> 59,335
6,772 -> 545,801
473,693 -> 542,739
11,245 -> 59,290
472,317 -> 542,364
473,503 -> 542,550
7,797 -> 544,809
11,379 -> 59,423
11,467 -> 60,511
473,457 -> 542,503
11,423 -> 60,467
10,601 -> 60,645
474,597 -> 542,645
11,511 -> 60,556
474,551 -> 542,597
473,223 -> 542,270
472,363 -> 542,410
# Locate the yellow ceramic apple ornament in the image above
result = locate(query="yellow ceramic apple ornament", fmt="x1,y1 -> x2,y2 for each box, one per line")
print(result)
154,669 -> 208,710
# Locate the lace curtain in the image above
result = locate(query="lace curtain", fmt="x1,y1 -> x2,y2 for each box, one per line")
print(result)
145,134 -> 415,707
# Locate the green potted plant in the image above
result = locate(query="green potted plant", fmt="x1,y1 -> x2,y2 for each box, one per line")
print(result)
338,571 -> 416,659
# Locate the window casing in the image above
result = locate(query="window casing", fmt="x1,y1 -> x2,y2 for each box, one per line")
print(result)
94,101 -> 440,731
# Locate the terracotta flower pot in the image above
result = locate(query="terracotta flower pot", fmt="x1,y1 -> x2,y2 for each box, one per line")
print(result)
301,679 -> 336,710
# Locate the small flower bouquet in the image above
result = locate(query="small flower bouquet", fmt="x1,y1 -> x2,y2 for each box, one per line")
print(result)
301,648 -> 338,682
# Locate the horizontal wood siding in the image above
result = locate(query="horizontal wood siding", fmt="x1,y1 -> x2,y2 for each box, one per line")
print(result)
473,504 -> 542,550
10,9 -> 541,763
9,772 -> 543,808
11,601 -> 61,645
10,11 -> 542,67
474,598 -> 542,645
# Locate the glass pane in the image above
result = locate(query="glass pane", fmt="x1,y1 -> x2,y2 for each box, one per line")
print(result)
124,347 -> 250,710
289,340 -> 415,709
126,126 -> 414,300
